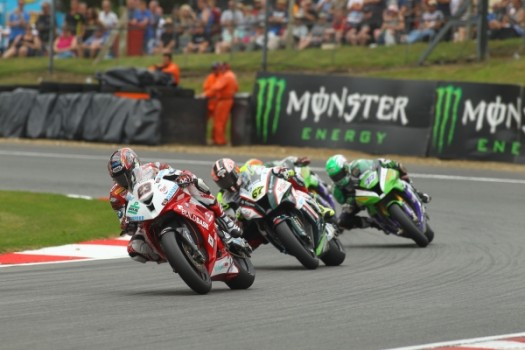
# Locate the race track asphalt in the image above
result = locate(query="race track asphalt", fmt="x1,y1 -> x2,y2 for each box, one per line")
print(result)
0,141 -> 524,350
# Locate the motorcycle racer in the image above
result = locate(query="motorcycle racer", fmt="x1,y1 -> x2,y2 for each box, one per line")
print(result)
212,158 -> 332,250
325,154 -> 431,231
107,148 -> 244,263
264,156 -> 336,209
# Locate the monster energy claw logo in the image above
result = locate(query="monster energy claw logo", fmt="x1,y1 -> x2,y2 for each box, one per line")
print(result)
255,77 -> 286,142
433,85 -> 463,153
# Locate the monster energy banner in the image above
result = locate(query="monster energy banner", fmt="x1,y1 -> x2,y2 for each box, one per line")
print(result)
253,72 -> 435,156
429,82 -> 524,163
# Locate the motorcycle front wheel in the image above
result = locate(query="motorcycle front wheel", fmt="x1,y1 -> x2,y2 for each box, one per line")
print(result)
160,225 -> 212,294
388,204 -> 429,248
275,221 -> 319,270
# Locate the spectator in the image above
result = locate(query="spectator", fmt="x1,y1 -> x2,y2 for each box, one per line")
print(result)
204,62 -> 239,146
215,23 -> 243,53
397,0 -> 421,32
148,0 -> 162,51
328,8 -> 347,44
405,0 -> 444,43
251,22 -> 280,50
268,0 -> 289,36
290,14 -> 310,46
35,2 -> 55,52
251,0 -> 266,25
208,0 -> 223,39
2,24 -> 42,58
436,0 -> 451,19
297,12 -> 331,49
126,0 -> 137,21
65,0 -> 86,36
361,0 -> 386,45
175,4 -> 197,51
295,0 -> 318,30
54,26 -> 78,58
238,4 -> 257,47
83,7 -> 102,43
221,0 -> 244,26
148,52 -> 180,85
316,0 -> 334,21
7,0 -> 30,46
184,22 -> 211,53
196,0 -> 214,35
0,26 -> 8,54
374,4 -> 405,45
152,18 -> 176,54
80,24 -> 107,57
488,0 -> 524,40
345,0 -> 369,45
99,0 -> 119,32
130,0 -> 153,54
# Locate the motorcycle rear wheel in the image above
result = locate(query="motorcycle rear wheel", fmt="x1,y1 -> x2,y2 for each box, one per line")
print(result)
275,221 -> 319,270
320,238 -> 346,266
388,204 -> 429,248
160,228 -> 212,294
225,257 -> 256,290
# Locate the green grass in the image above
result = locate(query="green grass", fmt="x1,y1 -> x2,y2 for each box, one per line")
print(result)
0,191 -> 119,254
1,39 -> 524,92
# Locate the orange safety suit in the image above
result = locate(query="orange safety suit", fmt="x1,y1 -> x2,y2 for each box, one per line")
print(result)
149,62 -> 180,85
203,71 -> 220,119
205,69 -> 239,145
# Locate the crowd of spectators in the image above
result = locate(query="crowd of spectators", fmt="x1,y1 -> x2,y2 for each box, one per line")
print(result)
0,0 -> 524,59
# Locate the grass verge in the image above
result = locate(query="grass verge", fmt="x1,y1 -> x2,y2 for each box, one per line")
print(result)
0,191 -> 118,254
0,39 -> 524,91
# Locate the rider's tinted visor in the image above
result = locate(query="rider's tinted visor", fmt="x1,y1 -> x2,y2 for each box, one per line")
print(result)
330,169 -> 347,185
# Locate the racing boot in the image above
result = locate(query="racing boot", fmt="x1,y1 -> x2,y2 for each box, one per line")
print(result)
128,235 -> 161,263
217,212 -> 242,238
317,202 -> 335,220
223,233 -> 253,255
416,191 -> 431,204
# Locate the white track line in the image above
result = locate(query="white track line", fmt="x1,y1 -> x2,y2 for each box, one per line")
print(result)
0,150 -> 523,184
384,331 -> 525,350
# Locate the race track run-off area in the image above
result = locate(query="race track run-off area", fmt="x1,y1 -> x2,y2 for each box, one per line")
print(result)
1,141 -> 524,350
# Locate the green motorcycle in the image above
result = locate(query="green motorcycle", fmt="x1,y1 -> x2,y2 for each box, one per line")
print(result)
353,166 -> 434,247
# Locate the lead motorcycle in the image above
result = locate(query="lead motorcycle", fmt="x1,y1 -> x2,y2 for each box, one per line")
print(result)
352,165 -> 434,247
238,166 -> 346,269
125,167 -> 255,294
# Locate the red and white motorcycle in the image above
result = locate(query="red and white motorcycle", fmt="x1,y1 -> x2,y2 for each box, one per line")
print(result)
126,167 -> 255,294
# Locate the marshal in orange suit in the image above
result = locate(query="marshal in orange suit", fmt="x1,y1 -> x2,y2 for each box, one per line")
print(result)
204,62 -> 238,146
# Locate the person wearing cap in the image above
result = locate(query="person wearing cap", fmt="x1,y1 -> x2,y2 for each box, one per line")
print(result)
203,62 -> 221,120
148,52 -> 180,85
152,18 -> 176,54
204,62 -> 239,146
405,0 -> 444,43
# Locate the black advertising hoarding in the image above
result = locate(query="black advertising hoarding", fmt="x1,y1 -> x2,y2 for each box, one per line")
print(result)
252,72 -> 435,156
429,82 -> 524,163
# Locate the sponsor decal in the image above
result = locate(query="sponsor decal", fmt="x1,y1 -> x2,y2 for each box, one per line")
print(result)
208,235 -> 215,248
254,75 -> 412,149
255,76 -> 287,143
128,201 -> 140,215
163,185 -> 178,203
180,207 -> 209,230
128,215 -> 144,221
433,85 -> 524,156
252,186 -> 263,199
